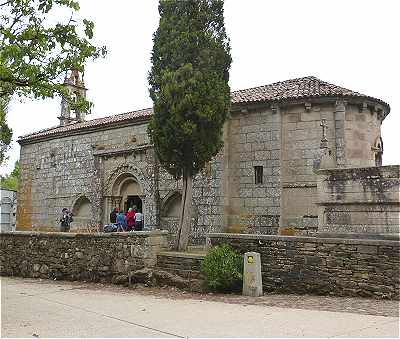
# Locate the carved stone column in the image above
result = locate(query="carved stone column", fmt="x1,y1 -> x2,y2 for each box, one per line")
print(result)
139,195 -> 147,229
334,100 -> 347,167
114,196 -> 122,211
103,196 -> 112,224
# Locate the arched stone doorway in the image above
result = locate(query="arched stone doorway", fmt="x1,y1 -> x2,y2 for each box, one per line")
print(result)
161,191 -> 182,245
106,173 -> 145,222
103,164 -> 156,229
71,196 -> 92,231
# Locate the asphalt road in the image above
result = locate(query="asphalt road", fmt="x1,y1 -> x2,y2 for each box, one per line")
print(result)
1,277 -> 399,338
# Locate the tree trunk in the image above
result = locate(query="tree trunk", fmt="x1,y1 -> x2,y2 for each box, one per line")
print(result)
175,171 -> 193,251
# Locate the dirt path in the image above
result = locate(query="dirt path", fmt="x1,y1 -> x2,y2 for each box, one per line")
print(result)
12,277 -> 398,317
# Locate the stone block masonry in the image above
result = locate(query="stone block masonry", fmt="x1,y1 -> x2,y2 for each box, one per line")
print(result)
0,231 -> 168,283
316,165 -> 400,235
207,233 -> 400,299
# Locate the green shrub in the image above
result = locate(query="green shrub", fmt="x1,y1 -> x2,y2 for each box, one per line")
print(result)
201,243 -> 243,293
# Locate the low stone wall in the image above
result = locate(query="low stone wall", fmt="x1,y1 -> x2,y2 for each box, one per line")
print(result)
316,165 -> 400,234
207,233 -> 400,299
0,231 -> 168,283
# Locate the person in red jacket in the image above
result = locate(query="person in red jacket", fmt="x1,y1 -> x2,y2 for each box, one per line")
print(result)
126,207 -> 136,231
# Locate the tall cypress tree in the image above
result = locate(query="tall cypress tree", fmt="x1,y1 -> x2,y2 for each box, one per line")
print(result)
149,0 -> 231,251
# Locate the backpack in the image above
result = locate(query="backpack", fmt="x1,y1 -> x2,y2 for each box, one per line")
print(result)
103,224 -> 117,233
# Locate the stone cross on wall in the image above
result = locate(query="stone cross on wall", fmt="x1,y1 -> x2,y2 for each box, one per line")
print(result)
320,119 -> 329,150
320,119 -> 328,141
318,118 -> 334,168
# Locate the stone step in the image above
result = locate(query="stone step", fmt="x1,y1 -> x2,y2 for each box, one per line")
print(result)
156,250 -> 206,280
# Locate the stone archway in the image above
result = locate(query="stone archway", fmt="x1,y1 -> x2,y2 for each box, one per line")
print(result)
161,190 -> 182,244
112,173 -> 144,213
103,164 -> 157,229
71,195 -> 92,231
162,191 -> 182,218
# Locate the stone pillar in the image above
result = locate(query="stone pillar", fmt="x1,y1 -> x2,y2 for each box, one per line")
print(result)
104,196 -> 112,223
319,119 -> 335,169
334,100 -> 347,167
139,195 -> 146,228
243,252 -> 263,297
114,197 -> 122,211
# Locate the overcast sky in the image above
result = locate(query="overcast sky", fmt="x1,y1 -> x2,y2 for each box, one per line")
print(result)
1,0 -> 399,175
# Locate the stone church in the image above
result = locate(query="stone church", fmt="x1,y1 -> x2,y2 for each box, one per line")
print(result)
17,71 -> 396,243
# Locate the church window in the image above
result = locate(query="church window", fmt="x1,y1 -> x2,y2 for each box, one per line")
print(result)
372,136 -> 383,167
254,166 -> 263,184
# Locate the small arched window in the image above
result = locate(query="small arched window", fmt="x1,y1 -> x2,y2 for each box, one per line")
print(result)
373,137 -> 383,167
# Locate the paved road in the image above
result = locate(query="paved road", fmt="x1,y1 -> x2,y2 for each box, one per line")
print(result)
1,277 -> 399,338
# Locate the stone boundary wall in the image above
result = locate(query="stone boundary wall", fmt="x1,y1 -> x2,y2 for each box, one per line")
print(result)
316,165 -> 400,234
207,233 -> 400,299
0,231 -> 168,283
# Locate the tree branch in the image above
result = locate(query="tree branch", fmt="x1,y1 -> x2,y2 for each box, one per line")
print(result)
0,0 -> 12,7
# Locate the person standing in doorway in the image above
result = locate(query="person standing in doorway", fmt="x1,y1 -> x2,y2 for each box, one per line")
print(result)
116,210 -> 127,232
134,209 -> 143,231
60,208 -> 73,232
110,207 -> 118,224
126,207 -> 136,231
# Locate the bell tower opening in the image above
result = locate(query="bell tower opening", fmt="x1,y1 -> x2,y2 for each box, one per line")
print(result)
58,68 -> 89,126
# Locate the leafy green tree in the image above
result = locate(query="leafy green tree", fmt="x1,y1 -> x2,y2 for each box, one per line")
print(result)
0,0 -> 106,104
0,160 -> 19,190
0,95 -> 12,164
148,0 -> 231,250
0,0 -> 106,163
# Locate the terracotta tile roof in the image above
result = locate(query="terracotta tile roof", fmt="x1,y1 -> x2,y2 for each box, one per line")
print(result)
231,76 -> 388,105
19,76 -> 389,143
19,107 -> 153,142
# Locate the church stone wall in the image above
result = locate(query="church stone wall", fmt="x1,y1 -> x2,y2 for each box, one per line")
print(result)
157,150 -> 226,245
157,105 -> 284,244
278,100 -> 386,234
17,97 -> 389,243
192,152 -> 226,243
280,102 -> 336,233
17,120 -> 229,244
221,107 -> 281,235
344,103 -> 383,167
17,123 -> 156,231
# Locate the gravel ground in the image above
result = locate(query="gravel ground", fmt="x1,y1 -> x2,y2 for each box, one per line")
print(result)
13,278 -> 399,318
132,286 -> 400,318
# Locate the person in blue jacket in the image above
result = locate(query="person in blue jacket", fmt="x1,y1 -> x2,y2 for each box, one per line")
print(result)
116,211 -> 127,232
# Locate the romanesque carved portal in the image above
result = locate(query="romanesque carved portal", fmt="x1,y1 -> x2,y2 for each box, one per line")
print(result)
103,164 -> 149,224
